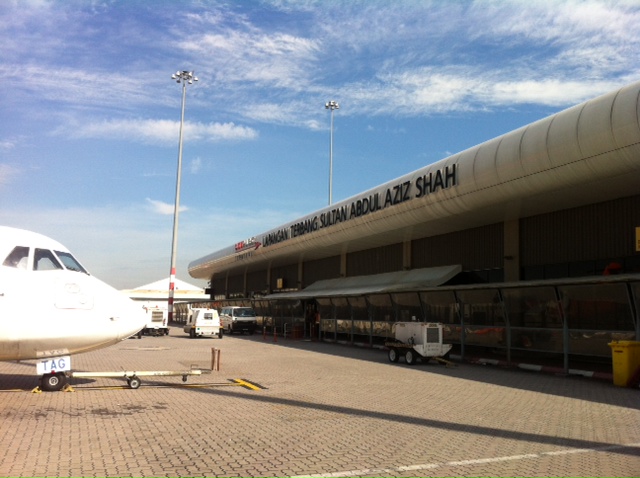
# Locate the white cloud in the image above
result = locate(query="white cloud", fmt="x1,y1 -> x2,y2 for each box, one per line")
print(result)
62,118 -> 258,146
241,101 -> 310,125
326,66 -> 632,118
190,157 -> 202,174
486,79 -> 622,106
181,28 -> 321,89
304,119 -> 324,131
0,163 -> 19,184
0,139 -> 16,150
3,1 -> 638,134
473,0 -> 639,46
0,64 -> 165,112
146,198 -> 188,215
179,1 -> 639,125
188,121 -> 259,142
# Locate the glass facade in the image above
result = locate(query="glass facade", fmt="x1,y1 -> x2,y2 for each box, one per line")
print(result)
558,283 -> 636,357
392,292 -> 422,322
197,278 -> 640,371
502,287 -> 563,353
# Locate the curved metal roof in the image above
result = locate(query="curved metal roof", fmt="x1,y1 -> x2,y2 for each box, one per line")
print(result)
189,80 -> 640,281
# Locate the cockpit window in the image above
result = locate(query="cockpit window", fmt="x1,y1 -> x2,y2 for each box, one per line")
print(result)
55,251 -> 88,274
34,248 -> 63,271
2,246 -> 29,269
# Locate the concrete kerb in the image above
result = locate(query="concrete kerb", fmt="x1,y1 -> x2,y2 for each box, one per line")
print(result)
450,354 -> 615,383
320,339 -> 615,383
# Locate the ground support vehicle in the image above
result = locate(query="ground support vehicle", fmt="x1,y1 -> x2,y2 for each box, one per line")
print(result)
220,306 -> 257,335
142,307 -> 169,336
385,322 -> 454,366
183,308 -> 223,339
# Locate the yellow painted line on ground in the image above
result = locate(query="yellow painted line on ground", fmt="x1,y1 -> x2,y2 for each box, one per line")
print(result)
232,378 -> 264,390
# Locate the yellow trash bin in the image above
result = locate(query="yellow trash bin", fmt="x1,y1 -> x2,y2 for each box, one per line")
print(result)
608,341 -> 640,387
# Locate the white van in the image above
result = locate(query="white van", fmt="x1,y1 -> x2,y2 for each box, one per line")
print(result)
220,306 -> 257,335
183,308 -> 223,338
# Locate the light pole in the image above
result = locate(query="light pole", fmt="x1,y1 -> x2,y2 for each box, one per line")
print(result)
325,100 -> 339,205
168,70 -> 197,323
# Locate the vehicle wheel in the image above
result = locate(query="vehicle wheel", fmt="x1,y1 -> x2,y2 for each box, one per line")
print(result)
41,373 -> 67,392
218,329 -> 223,339
388,348 -> 399,363
405,350 -> 416,365
128,376 -> 141,389
189,329 -> 196,338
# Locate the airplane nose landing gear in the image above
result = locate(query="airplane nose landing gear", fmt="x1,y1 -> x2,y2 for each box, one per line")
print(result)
40,372 -> 68,392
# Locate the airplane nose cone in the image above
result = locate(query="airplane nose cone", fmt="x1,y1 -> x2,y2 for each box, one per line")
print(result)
113,299 -> 148,340
77,275 -> 149,340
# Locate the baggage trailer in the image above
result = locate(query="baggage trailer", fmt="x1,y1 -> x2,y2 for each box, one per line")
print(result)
385,322 -> 453,366
67,368 -> 206,390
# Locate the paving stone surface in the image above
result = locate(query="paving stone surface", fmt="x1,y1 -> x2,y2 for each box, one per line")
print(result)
0,326 -> 638,477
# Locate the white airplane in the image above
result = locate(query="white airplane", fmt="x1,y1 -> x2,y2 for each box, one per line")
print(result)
0,226 -> 147,391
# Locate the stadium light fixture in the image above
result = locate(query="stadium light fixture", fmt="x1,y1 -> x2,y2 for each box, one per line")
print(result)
168,71 -> 198,323
325,100 -> 339,205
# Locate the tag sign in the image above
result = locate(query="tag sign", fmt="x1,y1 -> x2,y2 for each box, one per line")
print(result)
36,355 -> 71,375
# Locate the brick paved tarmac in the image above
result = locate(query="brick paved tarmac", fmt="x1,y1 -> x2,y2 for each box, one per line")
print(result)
0,325 -> 638,477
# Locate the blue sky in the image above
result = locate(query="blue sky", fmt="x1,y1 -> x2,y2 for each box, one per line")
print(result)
1,0 -> 639,290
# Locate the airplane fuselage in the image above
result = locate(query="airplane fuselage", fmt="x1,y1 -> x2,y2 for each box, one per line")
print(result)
0,226 -> 147,362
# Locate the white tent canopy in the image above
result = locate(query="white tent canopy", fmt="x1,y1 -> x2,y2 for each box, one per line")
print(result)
121,278 -> 209,301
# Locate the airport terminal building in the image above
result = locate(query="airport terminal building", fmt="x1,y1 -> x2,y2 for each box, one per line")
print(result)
188,80 -> 640,370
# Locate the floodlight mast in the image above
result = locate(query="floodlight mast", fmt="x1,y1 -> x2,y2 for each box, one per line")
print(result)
168,71 -> 198,323
325,100 -> 339,205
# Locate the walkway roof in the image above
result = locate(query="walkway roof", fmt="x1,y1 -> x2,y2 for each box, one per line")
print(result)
264,265 -> 462,300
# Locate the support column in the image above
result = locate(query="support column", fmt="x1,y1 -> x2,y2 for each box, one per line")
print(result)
503,219 -> 520,282
298,260 -> 304,290
265,265 -> 271,294
403,240 -> 412,270
340,250 -> 347,277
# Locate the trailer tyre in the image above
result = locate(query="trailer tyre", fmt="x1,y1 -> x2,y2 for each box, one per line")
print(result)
388,348 -> 399,363
41,373 -> 67,392
128,376 -> 141,389
405,350 -> 416,365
